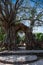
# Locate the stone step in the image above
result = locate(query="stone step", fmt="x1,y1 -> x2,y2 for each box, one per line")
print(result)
0,50 -> 43,56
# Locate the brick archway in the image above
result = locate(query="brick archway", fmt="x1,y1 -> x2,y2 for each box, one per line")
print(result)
15,23 -> 29,33
14,23 -> 36,49
15,23 -> 31,46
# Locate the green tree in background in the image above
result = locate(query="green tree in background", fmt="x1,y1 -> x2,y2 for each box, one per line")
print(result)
35,33 -> 43,41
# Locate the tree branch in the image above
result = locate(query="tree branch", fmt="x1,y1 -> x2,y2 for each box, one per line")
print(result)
15,18 -> 30,22
0,1 -> 9,22
9,0 -> 24,24
36,19 -> 43,23
0,17 -> 4,22
36,10 -> 43,19
16,0 -> 24,10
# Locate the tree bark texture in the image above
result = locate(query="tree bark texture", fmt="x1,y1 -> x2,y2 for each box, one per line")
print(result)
3,25 -> 17,50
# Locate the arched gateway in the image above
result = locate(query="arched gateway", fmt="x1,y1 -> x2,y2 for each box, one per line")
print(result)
15,23 -> 35,49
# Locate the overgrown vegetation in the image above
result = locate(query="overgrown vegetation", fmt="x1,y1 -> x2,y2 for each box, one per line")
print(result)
35,33 -> 43,41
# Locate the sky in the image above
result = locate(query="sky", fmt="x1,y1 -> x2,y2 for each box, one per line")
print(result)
12,0 -> 16,3
12,0 -> 43,33
33,26 -> 43,33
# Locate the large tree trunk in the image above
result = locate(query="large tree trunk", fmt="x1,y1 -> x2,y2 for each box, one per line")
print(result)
26,28 -> 36,50
3,25 -> 17,50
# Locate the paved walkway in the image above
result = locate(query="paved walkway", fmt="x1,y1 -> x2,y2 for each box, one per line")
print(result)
0,50 -> 43,65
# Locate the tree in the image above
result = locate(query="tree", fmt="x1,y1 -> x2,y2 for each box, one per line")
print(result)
0,0 -> 43,50
16,0 -> 43,49
28,0 -> 43,48
0,0 -> 24,50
